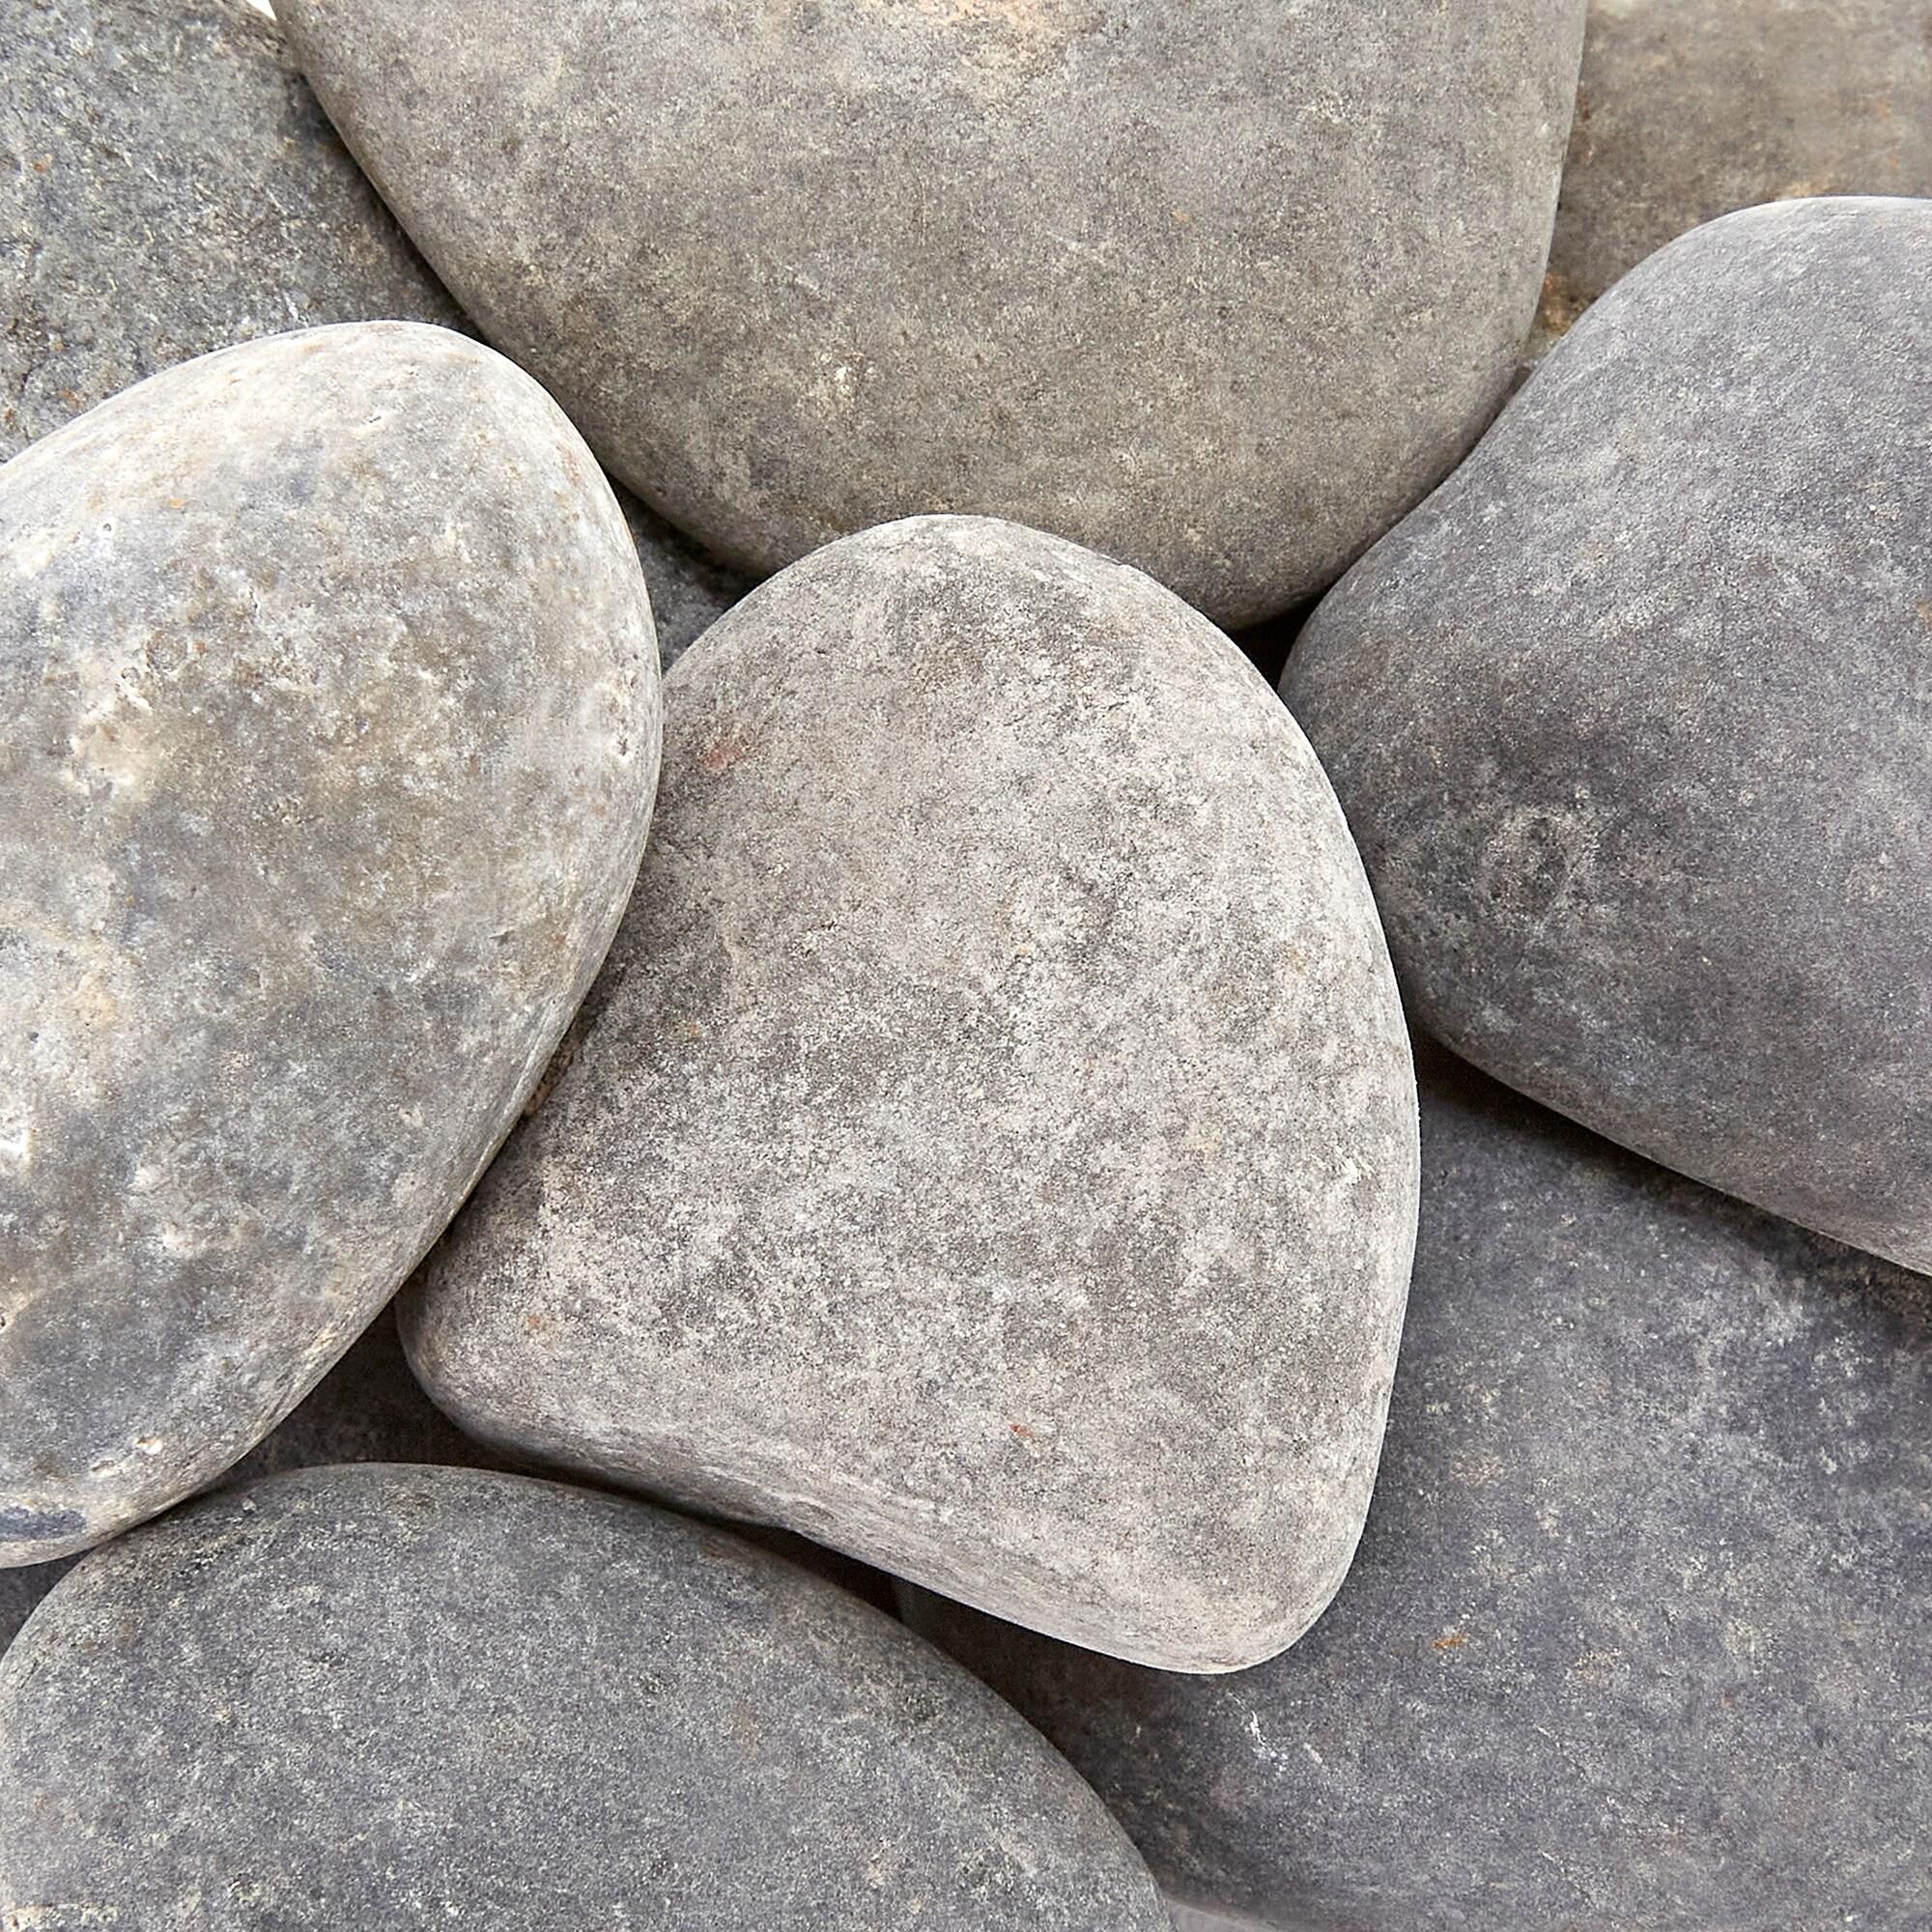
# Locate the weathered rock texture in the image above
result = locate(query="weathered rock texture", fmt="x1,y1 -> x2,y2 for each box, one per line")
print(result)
406,516 -> 1418,1672
0,323 -> 660,1567
0,1306 -> 509,1653
1539,0 -> 1932,341
1285,196 -> 1932,1274
0,1463 -> 1170,1929
907,1044 -> 1932,1930
0,0 -> 744,659
273,0 -> 1587,627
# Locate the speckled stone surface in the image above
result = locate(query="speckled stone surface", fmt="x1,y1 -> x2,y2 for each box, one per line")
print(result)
0,1463 -> 1170,1929
405,515 -> 1418,1673
0,1306 -> 509,1654
1537,0 -> 1932,342
0,0 -> 746,660
0,322 -> 660,1567
274,0 -> 1586,627
1285,196 -> 1932,1275
906,1043 -> 1932,1930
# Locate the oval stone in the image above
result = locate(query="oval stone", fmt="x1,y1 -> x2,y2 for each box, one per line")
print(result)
0,1463 -> 1170,1929
0,322 -> 659,1567
403,514 -> 1417,1673
1284,196 -> 1932,1272
906,1044 -> 1932,1929
273,0 -> 1586,627
1539,0 -> 1932,341
0,0 -> 746,662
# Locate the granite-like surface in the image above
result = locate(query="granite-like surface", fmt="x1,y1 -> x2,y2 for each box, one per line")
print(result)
405,515 -> 1417,1672
907,1043 -> 1932,1929
0,1463 -> 1170,1929
1286,197 -> 1932,1273
275,0 -> 1586,627
1538,0 -> 1932,341
0,323 -> 659,1566
0,0 -> 745,659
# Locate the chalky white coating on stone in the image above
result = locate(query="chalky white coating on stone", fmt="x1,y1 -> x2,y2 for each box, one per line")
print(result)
273,0 -> 1587,626
908,1047 -> 1932,1929
406,515 -> 1418,1673
0,1464 -> 1170,1929
1286,197 -> 1932,1273
1539,0 -> 1932,338
0,0 -> 746,661
0,323 -> 660,1566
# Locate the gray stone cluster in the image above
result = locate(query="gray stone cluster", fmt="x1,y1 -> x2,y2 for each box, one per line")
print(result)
3,4 -> 1928,1927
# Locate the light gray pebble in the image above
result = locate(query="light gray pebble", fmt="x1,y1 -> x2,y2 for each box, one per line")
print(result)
1285,196 -> 1932,1273
0,0 -> 747,659
905,1043 -> 1932,1930
0,322 -> 659,1566
1536,0 -> 1932,344
0,1463 -> 1170,1930
274,0 -> 1587,627
403,514 -> 1418,1673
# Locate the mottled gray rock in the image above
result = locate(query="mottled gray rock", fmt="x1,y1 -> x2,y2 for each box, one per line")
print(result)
0,1463 -> 1169,1929
405,515 -> 1417,1672
274,0 -> 1586,627
0,1305 -> 509,1653
1537,0 -> 1932,344
0,0 -> 746,660
0,323 -> 659,1567
906,1043 -> 1932,1931
1285,197 -> 1932,1274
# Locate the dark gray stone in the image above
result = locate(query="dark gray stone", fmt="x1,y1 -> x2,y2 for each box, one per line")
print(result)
0,1463 -> 1169,1929
0,0 -> 746,661
0,322 -> 659,1567
405,515 -> 1417,1673
273,0 -> 1586,628
1284,196 -> 1932,1274
906,1043 -> 1932,1930
1535,0 -> 1932,346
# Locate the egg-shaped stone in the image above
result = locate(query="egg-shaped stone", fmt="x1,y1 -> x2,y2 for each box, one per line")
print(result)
0,322 -> 659,1567
906,1043 -> 1932,1929
273,0 -> 1587,627
404,514 -> 1417,1672
1285,196 -> 1932,1271
0,1463 -> 1170,1930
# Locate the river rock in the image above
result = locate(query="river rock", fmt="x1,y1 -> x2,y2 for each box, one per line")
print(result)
1284,196 -> 1932,1272
0,1463 -> 1170,1929
1539,0 -> 1932,341
274,0 -> 1587,627
906,1044 -> 1932,1930
0,0 -> 745,659
404,515 -> 1417,1672
0,322 -> 659,1568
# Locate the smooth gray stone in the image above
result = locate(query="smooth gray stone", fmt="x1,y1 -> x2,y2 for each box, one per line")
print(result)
273,0 -> 1587,628
0,0 -> 745,661
1536,0 -> 1932,344
0,323 -> 659,1567
905,1044 -> 1932,1931
0,1305 -> 508,1654
404,515 -> 1418,1673
0,1463 -> 1169,1929
1284,196 -> 1932,1274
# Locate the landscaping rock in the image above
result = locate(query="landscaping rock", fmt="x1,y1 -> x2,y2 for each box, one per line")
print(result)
0,322 -> 659,1566
0,0 -> 745,658
275,0 -> 1587,626
1285,196 -> 1932,1272
405,515 -> 1418,1673
907,1044 -> 1932,1930
1539,0 -> 1932,342
0,1463 -> 1170,1930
